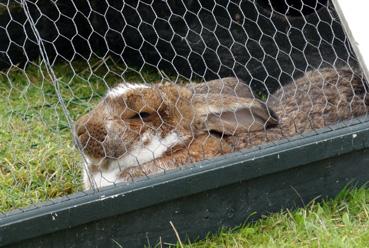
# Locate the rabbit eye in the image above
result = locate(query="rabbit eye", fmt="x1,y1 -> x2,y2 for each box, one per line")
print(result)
130,112 -> 151,120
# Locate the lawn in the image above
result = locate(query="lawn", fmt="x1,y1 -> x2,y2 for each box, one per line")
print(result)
0,58 -> 164,211
180,188 -> 369,247
0,60 -> 369,247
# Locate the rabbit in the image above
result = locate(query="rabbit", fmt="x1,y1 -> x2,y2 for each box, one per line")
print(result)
75,67 -> 368,189
75,77 -> 277,189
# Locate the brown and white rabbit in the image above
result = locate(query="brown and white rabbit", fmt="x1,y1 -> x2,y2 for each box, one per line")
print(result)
75,67 -> 368,189
75,77 -> 277,189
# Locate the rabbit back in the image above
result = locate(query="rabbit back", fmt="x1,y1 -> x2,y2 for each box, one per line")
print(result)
232,67 -> 369,151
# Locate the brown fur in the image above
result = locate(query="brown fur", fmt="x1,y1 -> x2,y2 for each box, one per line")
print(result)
75,67 -> 368,185
119,135 -> 233,181
189,77 -> 253,98
228,67 -> 369,150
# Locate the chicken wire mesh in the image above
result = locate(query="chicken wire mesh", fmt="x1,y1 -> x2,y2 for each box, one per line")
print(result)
0,0 -> 368,212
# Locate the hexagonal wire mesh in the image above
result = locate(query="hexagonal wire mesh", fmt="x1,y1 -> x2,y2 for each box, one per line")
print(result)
0,0 -> 368,213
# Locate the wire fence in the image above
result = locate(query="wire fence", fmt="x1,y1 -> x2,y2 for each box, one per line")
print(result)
0,0 -> 368,212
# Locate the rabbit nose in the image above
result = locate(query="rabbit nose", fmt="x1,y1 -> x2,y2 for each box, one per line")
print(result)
77,121 -> 107,143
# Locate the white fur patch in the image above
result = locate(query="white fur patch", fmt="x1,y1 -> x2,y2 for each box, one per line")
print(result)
82,167 -> 91,190
111,131 -> 181,169
84,131 -> 183,189
107,83 -> 149,98
85,166 -> 121,189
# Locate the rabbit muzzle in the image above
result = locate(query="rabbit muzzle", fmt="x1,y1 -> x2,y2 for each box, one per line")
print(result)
74,112 -> 187,170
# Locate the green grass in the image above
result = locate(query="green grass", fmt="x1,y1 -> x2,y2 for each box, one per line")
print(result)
176,187 -> 369,248
1,60 -> 369,247
0,59 -> 165,211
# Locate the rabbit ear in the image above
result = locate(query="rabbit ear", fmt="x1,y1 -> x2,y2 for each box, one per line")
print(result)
193,94 -> 278,135
190,77 -> 253,98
